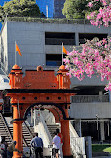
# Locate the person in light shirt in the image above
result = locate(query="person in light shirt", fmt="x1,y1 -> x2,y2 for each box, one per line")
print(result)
56,128 -> 63,158
52,132 -> 61,158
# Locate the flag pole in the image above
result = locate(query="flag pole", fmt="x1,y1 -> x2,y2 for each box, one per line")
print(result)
15,41 -> 16,65
62,42 -> 63,65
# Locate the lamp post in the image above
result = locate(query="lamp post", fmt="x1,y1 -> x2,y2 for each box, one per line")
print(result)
96,114 -> 98,130
96,114 -> 99,141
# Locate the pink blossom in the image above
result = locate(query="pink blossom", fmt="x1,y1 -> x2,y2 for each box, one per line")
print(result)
102,38 -> 107,44
63,0 -> 111,91
87,15 -> 90,20
97,13 -> 102,19
88,2 -> 93,7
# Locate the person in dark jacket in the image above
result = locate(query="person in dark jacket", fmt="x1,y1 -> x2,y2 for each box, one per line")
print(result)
30,133 -> 43,158
7,141 -> 22,158
1,136 -> 8,158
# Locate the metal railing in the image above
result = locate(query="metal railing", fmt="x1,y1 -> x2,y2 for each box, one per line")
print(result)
70,122 -> 86,157
79,39 -> 86,44
23,121 -> 34,139
38,111 -> 52,144
71,95 -> 109,103
0,62 -> 8,75
70,137 -> 86,158
0,113 -> 13,143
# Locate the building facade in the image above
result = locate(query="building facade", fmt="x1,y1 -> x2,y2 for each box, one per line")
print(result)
0,17 -> 111,142
53,0 -> 65,18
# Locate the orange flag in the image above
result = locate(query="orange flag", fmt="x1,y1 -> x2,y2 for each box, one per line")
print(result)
16,43 -> 22,56
63,46 -> 67,54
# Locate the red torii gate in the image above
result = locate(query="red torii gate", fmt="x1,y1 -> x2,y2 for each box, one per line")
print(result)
3,64 -> 75,158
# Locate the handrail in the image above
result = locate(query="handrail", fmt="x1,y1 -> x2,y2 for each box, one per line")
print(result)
39,112 -> 52,144
0,113 -> 28,146
23,121 -> 34,139
0,113 -> 13,141
70,122 -> 78,137
45,38 -> 75,45
70,122 -> 86,157
0,62 -> 8,75
22,135 -> 28,147
72,95 -> 109,103
70,137 -> 86,157
23,121 -> 34,147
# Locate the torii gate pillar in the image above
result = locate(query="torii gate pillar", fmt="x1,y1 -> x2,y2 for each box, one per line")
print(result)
13,106 -> 23,158
61,120 -> 70,155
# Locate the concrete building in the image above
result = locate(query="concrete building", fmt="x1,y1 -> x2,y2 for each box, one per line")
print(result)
53,0 -> 65,18
0,17 -> 111,142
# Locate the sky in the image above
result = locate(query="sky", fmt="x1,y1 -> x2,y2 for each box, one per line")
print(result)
0,0 -> 6,6
0,0 -> 10,30
37,0 -> 53,18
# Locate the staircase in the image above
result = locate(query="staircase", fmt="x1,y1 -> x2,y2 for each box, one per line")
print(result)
8,121 -> 34,147
22,122 -> 34,147
0,113 -> 34,147
0,113 -> 12,145
47,124 -> 60,138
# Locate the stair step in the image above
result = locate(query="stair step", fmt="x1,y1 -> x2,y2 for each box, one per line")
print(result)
0,114 -> 34,148
47,124 -> 60,137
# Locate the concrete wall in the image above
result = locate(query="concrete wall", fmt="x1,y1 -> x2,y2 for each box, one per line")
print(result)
45,45 -> 73,54
70,75 -> 108,87
69,102 -> 111,119
7,21 -> 45,71
0,22 -> 8,73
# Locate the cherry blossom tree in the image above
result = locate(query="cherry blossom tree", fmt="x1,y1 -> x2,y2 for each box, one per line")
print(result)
63,0 -> 111,91
87,0 -> 111,27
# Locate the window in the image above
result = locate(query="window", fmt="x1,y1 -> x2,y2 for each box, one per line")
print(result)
46,54 -> 66,66
45,32 -> 75,45
79,33 -> 107,44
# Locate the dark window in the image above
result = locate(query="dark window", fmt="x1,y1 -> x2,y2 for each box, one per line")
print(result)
46,54 -> 66,66
45,32 -> 75,45
82,122 -> 100,141
79,33 -> 107,44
